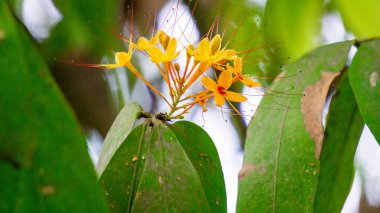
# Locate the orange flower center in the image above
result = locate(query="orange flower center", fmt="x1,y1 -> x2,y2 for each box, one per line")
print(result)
217,86 -> 226,95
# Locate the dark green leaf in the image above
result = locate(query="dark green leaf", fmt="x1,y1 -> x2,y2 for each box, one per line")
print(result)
96,102 -> 142,176
100,120 -> 210,212
0,2 -> 108,212
349,39 -> 380,144
314,72 -> 364,212
170,121 -> 227,212
99,124 -> 148,212
237,41 -> 354,212
131,121 -> 210,212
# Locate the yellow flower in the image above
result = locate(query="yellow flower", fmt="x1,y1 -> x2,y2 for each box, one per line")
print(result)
227,57 -> 260,88
201,70 -> 247,107
193,34 -> 236,64
100,42 -> 134,69
147,37 -> 180,63
134,30 -> 164,51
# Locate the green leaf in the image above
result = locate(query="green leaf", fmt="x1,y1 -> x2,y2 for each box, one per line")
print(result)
131,121 -> 210,212
314,72 -> 364,212
99,124 -> 148,211
0,2 -> 108,212
170,121 -> 227,212
100,120 -> 210,212
349,39 -> 380,144
96,102 -> 142,176
264,0 -> 324,61
332,0 -> 380,39
237,40 -> 354,212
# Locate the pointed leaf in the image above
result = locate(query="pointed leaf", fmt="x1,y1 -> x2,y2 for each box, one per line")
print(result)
131,122 -> 210,212
349,39 -> 380,144
170,121 -> 227,212
96,102 -> 142,176
314,72 -> 364,212
237,40 -> 354,212
100,120 -> 210,212
0,2 -> 108,212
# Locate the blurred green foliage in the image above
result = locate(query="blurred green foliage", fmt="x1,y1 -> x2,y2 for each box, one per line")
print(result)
264,0 -> 324,61
331,0 -> 380,39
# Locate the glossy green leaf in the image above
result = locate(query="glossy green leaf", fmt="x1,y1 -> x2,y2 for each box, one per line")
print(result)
131,122 -> 210,212
332,0 -> 380,39
100,120 -> 210,212
0,2 -> 108,212
99,124 -> 148,211
237,40 -> 354,212
170,121 -> 227,212
349,39 -> 380,144
264,0 -> 324,61
314,73 -> 364,212
96,102 -> 142,176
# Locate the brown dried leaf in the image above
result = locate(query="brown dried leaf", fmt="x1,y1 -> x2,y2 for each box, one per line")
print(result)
301,71 -> 341,159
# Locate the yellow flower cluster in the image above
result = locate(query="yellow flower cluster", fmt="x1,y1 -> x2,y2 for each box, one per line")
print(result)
89,31 -> 260,120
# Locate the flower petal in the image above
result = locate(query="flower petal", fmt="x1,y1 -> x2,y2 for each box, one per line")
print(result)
159,32 -> 170,49
166,38 -> 177,57
241,76 -> 260,87
234,57 -> 242,74
215,93 -> 225,106
186,44 -> 195,56
217,70 -> 232,89
137,37 -> 149,50
225,91 -> 247,102
226,64 -> 237,74
197,38 -> 210,58
211,51 -> 227,63
224,49 -> 236,60
147,45 -> 164,62
201,76 -> 218,91
210,34 -> 221,54
115,52 -> 131,66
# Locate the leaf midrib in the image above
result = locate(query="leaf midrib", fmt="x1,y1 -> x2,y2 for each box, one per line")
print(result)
272,67 -> 311,213
157,125 -> 169,210
128,124 -> 148,212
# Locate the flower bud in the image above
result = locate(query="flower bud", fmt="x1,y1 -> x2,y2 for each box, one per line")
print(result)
210,34 -> 221,54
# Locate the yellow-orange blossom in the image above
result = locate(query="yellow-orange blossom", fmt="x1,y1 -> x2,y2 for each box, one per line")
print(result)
80,31 -> 259,119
